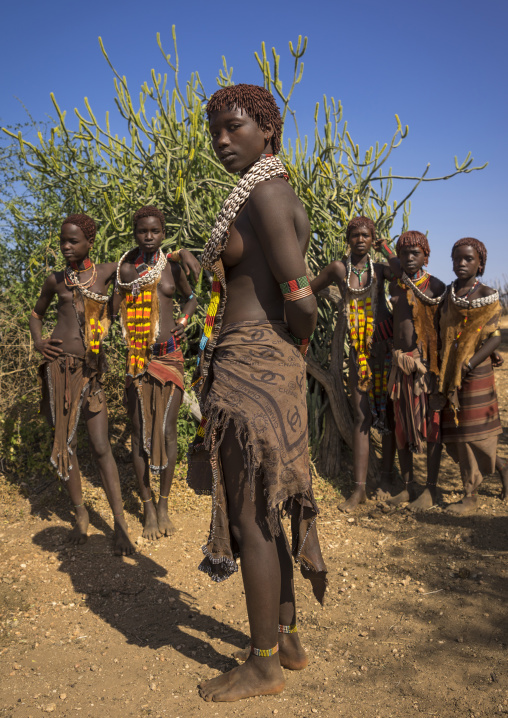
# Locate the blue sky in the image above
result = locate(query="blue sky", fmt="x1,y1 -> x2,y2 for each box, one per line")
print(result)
2,0 -> 507,283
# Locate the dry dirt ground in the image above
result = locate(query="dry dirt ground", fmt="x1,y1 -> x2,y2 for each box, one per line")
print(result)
1,333 -> 508,718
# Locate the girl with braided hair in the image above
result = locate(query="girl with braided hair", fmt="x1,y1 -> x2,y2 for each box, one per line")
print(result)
386,231 -> 446,509
439,238 -> 507,513
30,214 -> 136,555
310,216 -> 397,512
187,84 -> 327,702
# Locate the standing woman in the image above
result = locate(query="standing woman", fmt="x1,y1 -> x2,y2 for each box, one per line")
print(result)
188,85 -> 326,702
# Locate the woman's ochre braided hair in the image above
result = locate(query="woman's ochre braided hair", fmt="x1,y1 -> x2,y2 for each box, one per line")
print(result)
61,214 -> 96,243
346,216 -> 376,242
206,84 -> 283,154
132,205 -> 166,233
451,237 -> 487,276
396,230 -> 430,264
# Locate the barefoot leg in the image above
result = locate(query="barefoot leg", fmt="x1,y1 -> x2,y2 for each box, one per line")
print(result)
157,388 -> 182,537
408,441 -> 441,511
374,428 -> 397,500
233,526 -> 308,671
126,385 -> 160,540
84,398 -> 135,555
199,423 -> 285,702
495,455 -> 508,501
338,373 -> 371,513
65,450 -> 89,546
445,442 -> 481,515
386,447 -> 415,505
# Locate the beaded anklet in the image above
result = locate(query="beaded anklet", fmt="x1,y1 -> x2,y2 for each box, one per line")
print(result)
142,498 -> 153,503
159,495 -> 169,500
31,309 -> 43,320
278,623 -> 297,634
280,276 -> 313,301
74,503 -> 84,509
251,643 -> 279,657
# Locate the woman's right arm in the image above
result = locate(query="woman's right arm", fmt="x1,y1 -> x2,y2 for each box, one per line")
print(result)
29,274 -> 63,359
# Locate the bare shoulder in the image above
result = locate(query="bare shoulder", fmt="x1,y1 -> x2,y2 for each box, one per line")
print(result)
249,177 -> 301,214
119,250 -> 138,281
329,259 -> 346,281
96,261 -> 118,281
45,271 -> 60,289
429,275 -> 446,296
478,283 -> 497,297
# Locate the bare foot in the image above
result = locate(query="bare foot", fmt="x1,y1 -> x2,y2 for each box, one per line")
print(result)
498,463 -> 508,501
374,473 -> 397,501
385,485 -> 415,506
374,486 -> 393,501
113,516 -> 136,556
445,495 -> 478,515
142,500 -> 161,540
338,486 -> 366,513
156,498 -> 175,537
67,505 -> 89,546
233,633 -> 308,671
407,486 -> 437,512
199,655 -> 284,702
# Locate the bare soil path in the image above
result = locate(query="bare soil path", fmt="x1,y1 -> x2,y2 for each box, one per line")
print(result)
2,330 -> 508,718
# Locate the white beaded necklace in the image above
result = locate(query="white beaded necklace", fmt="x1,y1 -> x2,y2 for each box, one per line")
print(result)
116,248 -> 167,296
450,280 -> 499,309
401,271 -> 445,306
345,255 -> 374,295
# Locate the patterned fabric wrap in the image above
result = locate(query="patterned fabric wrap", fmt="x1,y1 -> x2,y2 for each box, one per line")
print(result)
441,359 -> 502,446
152,335 -> 181,356
445,435 -> 499,494
187,321 -> 326,591
38,354 -> 104,481
388,348 -> 440,453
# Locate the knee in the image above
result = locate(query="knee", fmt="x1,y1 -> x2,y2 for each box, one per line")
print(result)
228,515 -> 270,549
91,437 -> 112,460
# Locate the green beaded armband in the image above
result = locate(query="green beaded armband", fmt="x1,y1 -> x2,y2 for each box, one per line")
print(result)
280,276 -> 312,301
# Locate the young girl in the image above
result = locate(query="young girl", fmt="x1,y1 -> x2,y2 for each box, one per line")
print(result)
187,84 -> 326,702
30,214 -> 135,554
310,217 -> 396,511
439,238 -> 502,514
114,206 -> 198,539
